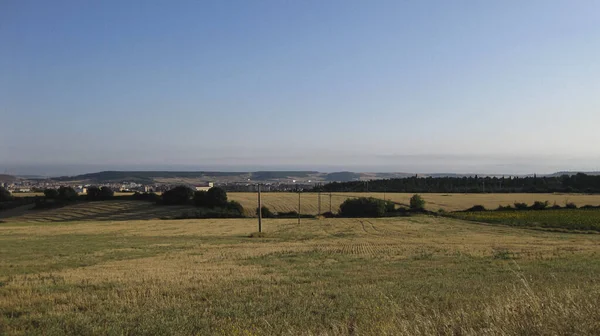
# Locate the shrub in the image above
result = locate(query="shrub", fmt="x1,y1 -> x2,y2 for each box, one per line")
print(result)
530,201 -> 549,210
87,186 -> 114,201
161,186 -> 194,205
409,194 -> 426,211
514,202 -> 528,210
497,205 -> 513,211
132,192 -> 160,202
580,204 -> 598,209
466,205 -> 486,212
339,197 -> 387,217
0,187 -> 12,202
385,200 -> 395,212
321,211 -> 336,218
43,188 -> 58,199
206,187 -> 228,207
226,201 -> 244,215
565,202 -> 577,209
277,210 -> 299,218
193,191 -> 207,207
256,206 -> 275,218
57,186 -> 78,202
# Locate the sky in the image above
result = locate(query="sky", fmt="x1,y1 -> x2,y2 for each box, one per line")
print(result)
1,0 -> 600,175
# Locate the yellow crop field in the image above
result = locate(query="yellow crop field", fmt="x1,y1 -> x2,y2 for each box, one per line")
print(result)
1,202 -> 600,335
228,192 -> 600,215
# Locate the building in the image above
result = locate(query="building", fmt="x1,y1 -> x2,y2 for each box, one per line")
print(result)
194,182 -> 214,191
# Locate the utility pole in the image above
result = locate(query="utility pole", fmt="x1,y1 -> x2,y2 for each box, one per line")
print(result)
298,191 -> 301,225
383,184 -> 386,201
257,184 -> 262,233
318,190 -> 321,216
329,192 -> 332,213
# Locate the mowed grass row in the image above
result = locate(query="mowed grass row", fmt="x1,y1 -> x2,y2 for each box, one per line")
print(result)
1,217 -> 600,335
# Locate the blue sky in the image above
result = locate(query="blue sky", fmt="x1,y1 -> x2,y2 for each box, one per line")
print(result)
1,0 -> 600,174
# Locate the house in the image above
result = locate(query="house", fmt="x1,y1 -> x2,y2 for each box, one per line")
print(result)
194,182 -> 214,191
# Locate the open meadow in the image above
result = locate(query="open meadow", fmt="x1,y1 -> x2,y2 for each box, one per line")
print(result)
1,200 -> 600,335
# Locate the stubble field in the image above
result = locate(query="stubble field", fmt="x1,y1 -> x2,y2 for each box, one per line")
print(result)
1,201 -> 600,335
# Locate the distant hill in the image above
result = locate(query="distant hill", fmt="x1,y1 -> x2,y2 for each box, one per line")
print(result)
52,170 -> 320,183
325,172 -> 363,182
547,171 -> 600,177
0,174 -> 17,183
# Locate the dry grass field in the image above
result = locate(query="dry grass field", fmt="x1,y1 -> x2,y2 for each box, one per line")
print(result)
1,200 -> 600,335
228,192 -> 600,215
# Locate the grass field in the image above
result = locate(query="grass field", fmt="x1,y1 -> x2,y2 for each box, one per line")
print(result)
1,202 -> 600,335
228,192 -> 600,215
452,208 -> 600,232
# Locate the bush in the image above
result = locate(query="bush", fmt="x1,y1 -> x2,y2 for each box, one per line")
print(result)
256,206 -> 275,218
161,186 -> 194,205
565,202 -> 577,209
132,192 -> 160,202
466,205 -> 486,212
514,202 -> 529,210
530,201 -> 549,210
43,188 -> 58,199
497,205 -> 513,211
206,187 -> 228,207
193,191 -> 208,207
339,197 -> 387,217
226,201 -> 244,215
385,200 -> 395,213
321,211 -> 336,218
57,186 -> 78,202
0,187 -> 12,202
277,210 -> 298,218
87,186 -> 114,201
410,194 -> 426,211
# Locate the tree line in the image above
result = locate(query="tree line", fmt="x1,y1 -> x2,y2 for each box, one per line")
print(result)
316,173 -> 600,193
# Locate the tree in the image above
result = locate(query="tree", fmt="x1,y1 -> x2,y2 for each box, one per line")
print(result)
256,205 -> 274,218
206,187 -> 228,207
227,201 -> 245,215
86,186 -> 101,200
0,187 -> 12,202
193,190 -> 208,207
57,186 -> 78,201
43,188 -> 59,199
339,197 -> 387,217
100,186 -> 114,199
87,186 -> 113,200
409,194 -> 425,210
161,186 -> 194,205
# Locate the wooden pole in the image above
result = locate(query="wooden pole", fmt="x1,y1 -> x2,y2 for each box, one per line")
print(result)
257,184 -> 262,233
318,191 -> 321,216
298,191 -> 301,225
329,192 -> 332,213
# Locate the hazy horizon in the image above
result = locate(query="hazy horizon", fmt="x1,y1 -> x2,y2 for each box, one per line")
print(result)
2,1 -> 599,172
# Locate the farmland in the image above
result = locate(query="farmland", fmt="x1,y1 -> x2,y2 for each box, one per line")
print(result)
1,200 -> 600,335
228,192 -> 600,215
452,208 -> 600,232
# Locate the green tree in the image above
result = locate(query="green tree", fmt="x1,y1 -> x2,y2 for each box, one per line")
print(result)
43,188 -> 59,199
256,205 -> 274,218
161,186 -> 194,205
193,191 -> 208,207
57,186 -> 78,201
339,197 -> 387,217
0,187 -> 12,202
409,194 -> 426,210
206,187 -> 228,207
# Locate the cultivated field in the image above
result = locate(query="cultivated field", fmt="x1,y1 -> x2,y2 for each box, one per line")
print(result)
228,192 -> 600,215
1,203 -> 600,335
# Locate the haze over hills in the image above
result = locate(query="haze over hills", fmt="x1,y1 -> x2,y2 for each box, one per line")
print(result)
3,170 -> 600,184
